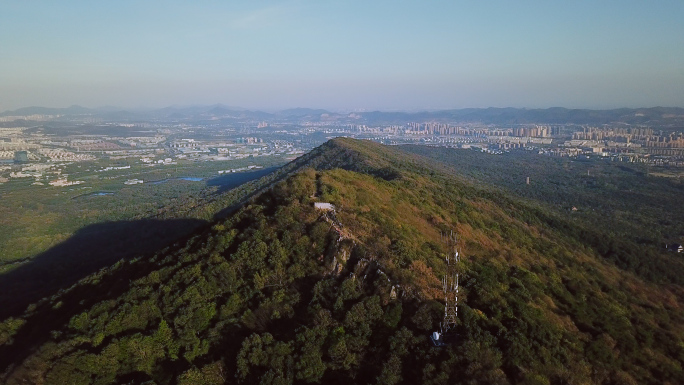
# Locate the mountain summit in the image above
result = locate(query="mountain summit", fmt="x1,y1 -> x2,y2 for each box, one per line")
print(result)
1,138 -> 683,384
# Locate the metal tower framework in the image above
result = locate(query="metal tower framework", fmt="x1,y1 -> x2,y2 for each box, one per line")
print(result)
440,232 -> 460,335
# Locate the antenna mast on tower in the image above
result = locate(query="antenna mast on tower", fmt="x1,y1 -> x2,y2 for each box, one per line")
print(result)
440,231 -> 460,335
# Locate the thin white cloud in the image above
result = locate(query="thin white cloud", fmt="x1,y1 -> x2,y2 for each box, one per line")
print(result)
229,4 -> 289,30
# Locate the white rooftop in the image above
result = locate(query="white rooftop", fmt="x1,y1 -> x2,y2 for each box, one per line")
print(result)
314,202 -> 335,211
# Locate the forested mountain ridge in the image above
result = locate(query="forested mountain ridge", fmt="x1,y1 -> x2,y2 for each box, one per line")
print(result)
1,138 -> 683,385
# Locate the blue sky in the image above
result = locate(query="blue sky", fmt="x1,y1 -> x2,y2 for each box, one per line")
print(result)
1,1 -> 683,111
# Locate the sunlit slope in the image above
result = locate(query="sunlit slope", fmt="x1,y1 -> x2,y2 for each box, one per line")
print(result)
402,144 -> 684,285
1,138 -> 683,385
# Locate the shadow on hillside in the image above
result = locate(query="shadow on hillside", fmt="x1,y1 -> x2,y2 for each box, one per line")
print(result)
0,218 -> 207,319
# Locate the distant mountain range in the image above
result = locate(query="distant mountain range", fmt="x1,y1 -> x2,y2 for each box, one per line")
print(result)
2,105 -> 684,126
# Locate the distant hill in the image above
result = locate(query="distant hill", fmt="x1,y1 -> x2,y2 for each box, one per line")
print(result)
0,105 -> 94,117
205,105 -> 270,119
3,105 -> 683,125
359,106 -> 684,125
275,108 -> 333,118
2,138 -> 683,384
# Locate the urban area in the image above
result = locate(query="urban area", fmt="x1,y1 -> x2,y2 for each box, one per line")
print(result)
2,107 -> 684,188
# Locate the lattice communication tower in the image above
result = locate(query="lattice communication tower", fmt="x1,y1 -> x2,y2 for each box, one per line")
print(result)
440,231 -> 460,335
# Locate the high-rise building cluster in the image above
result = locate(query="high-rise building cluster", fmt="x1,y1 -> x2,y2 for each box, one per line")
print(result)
572,126 -> 684,153
405,122 -> 554,138
512,125 -> 552,137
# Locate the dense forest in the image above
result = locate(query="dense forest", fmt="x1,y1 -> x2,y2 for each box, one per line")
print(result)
1,138 -> 683,384
402,145 -> 684,285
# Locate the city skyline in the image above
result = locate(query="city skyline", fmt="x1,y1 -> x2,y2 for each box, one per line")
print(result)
2,1 -> 684,111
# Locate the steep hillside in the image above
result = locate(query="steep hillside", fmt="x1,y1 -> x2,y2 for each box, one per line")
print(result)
402,145 -> 684,285
1,138 -> 683,385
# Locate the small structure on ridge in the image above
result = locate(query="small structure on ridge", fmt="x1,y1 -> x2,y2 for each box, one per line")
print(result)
314,202 -> 335,211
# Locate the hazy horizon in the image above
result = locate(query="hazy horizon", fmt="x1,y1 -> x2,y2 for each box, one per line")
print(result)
4,103 -> 684,116
2,1 -> 683,112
